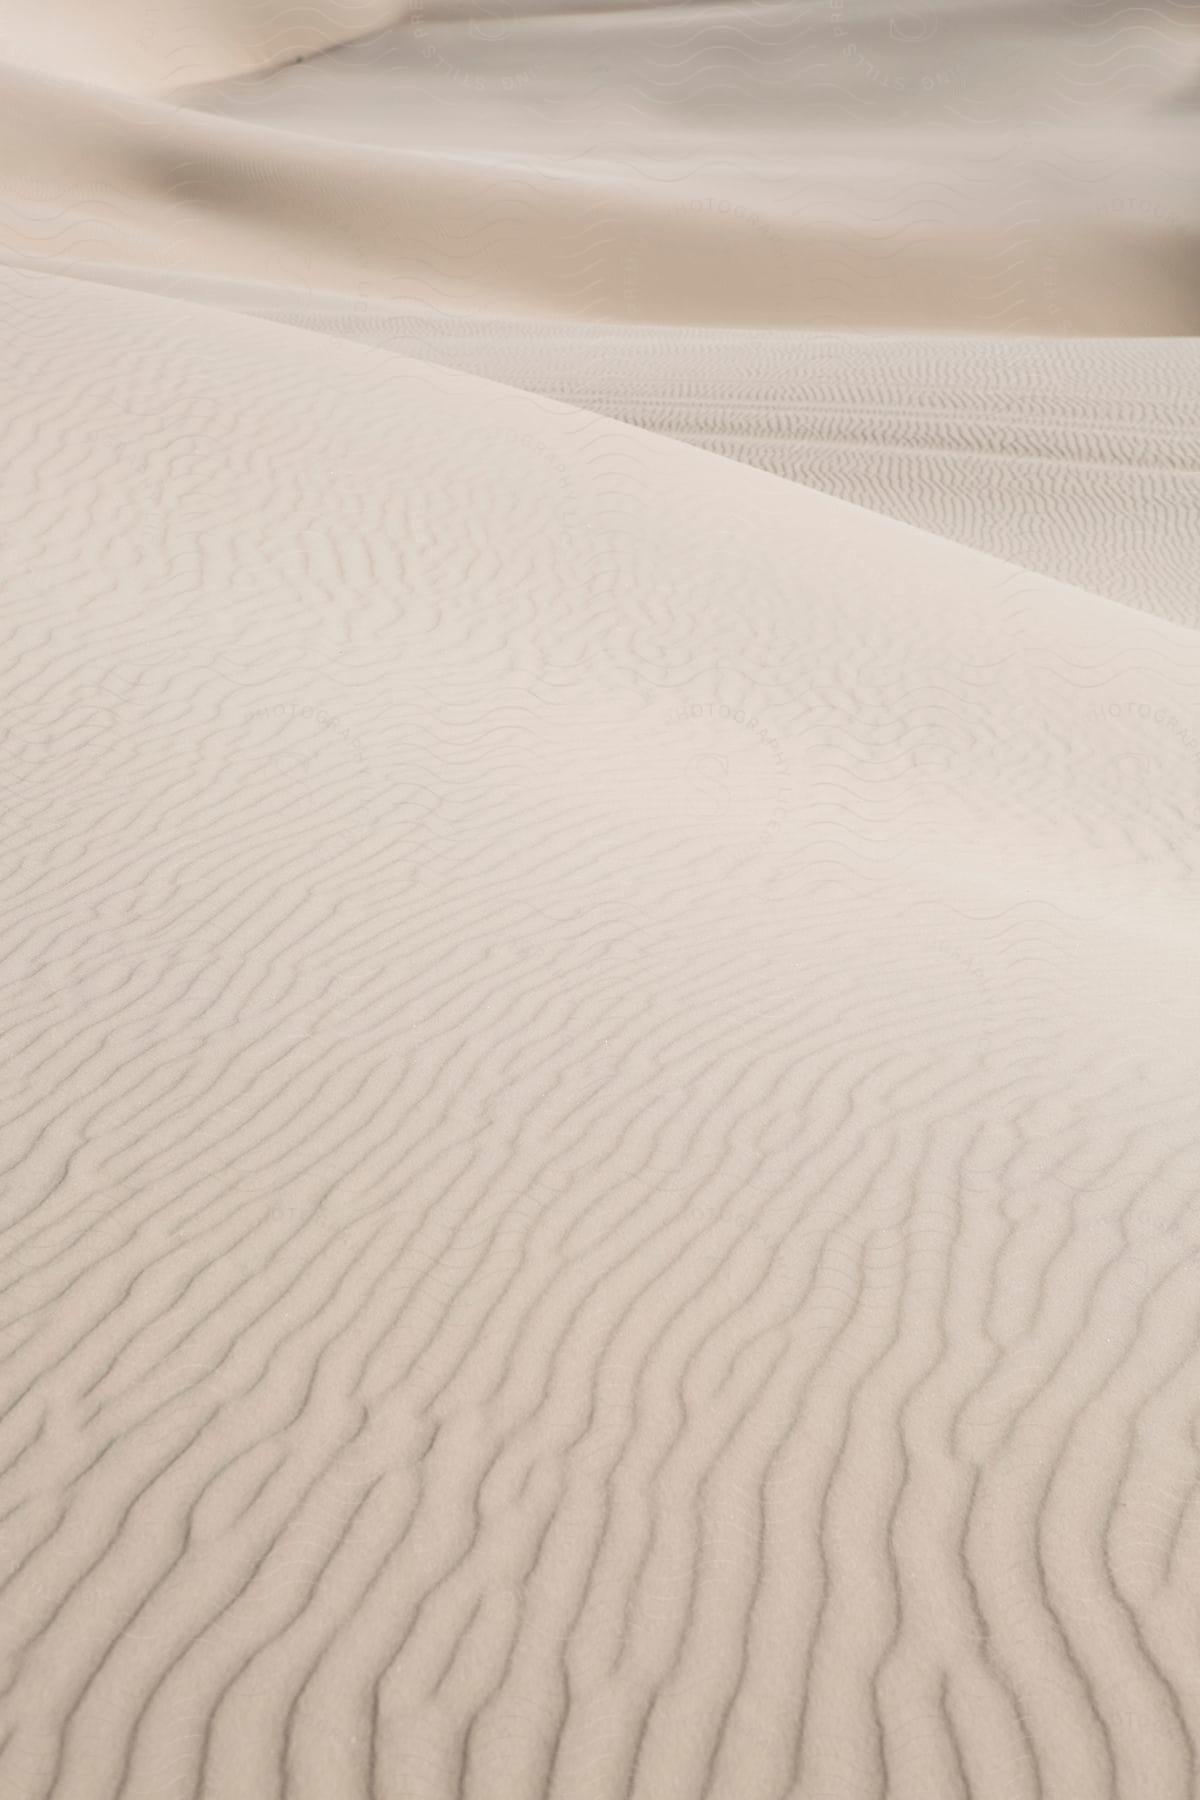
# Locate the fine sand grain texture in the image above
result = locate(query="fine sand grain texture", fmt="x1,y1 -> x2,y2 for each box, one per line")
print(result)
1,3 -> 1199,1799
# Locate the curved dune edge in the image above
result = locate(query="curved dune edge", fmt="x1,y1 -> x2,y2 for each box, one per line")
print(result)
243,308 -> 1200,626
0,0 -> 410,96
3,248 -> 1198,621
171,0 -> 1200,336
2,265 -> 1200,1800
3,0 -> 1199,334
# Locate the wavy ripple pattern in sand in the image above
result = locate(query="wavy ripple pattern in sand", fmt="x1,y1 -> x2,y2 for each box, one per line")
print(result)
1,266 -> 1200,1800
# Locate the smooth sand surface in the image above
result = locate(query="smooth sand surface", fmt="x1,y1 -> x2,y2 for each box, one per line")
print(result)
2,4 -> 1199,1799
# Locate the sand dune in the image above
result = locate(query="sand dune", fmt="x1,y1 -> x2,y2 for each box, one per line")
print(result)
3,0 -> 1199,330
229,316 -> 1200,622
1,3 -> 1199,1798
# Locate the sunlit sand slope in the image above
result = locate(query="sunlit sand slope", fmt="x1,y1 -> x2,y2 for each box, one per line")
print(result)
1,267 -> 1199,1800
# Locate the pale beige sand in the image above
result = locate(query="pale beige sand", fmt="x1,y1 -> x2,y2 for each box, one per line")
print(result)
0,0 -> 405,94
2,0 -> 1199,331
175,0 -> 1200,334
2,3 -> 1200,1798
229,316 -> 1200,622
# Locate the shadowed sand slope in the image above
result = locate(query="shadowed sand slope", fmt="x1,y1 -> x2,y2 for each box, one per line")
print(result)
2,267 -> 1200,1799
221,315 -> 1200,624
0,0 -> 408,94
2,0 -> 1199,330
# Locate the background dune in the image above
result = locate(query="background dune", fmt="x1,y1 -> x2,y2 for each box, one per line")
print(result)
1,3 -> 1198,1798
3,0 -> 1199,330
0,0 -> 408,94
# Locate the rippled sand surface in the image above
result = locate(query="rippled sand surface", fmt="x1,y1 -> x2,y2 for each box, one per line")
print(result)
1,4 -> 1199,1797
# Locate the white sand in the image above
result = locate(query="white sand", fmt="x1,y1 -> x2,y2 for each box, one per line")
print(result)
1,4 -> 1199,1798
